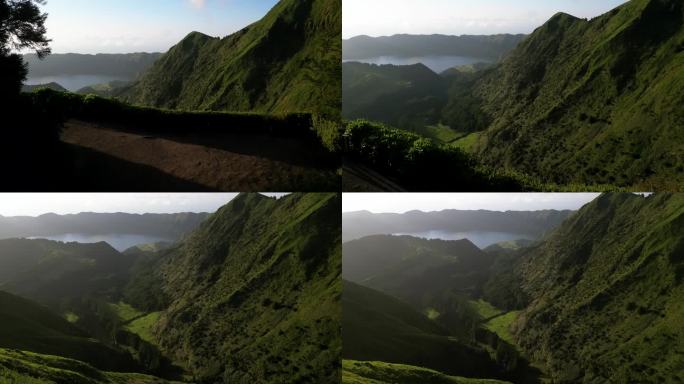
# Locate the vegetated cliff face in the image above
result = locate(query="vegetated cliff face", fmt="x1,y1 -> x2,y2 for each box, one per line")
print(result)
499,193 -> 684,383
472,0 -> 684,188
122,0 -> 341,118
126,193 -> 341,383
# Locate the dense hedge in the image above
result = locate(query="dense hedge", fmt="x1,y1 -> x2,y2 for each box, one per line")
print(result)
29,89 -> 333,140
343,119 -> 536,191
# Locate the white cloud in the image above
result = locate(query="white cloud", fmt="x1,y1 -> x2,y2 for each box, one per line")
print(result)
189,0 -> 206,8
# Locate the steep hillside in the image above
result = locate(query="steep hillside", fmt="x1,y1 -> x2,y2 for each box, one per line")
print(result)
342,209 -> 572,242
343,235 -> 489,299
343,235 -> 510,341
124,193 -> 341,383
0,239 -> 134,306
472,0 -> 684,188
342,62 -> 447,128
0,212 -> 208,240
122,0 -> 341,118
342,34 -> 526,61
343,360 -> 512,384
487,193 -> 684,382
343,281 -> 505,380
0,291 -> 137,372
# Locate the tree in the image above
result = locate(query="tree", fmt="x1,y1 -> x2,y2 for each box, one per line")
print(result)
0,0 -> 51,96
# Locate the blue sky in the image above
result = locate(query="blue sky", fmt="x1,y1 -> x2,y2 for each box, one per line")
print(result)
344,0 -> 629,38
39,0 -> 278,53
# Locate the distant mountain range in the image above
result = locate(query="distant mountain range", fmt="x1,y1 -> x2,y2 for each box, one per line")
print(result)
23,52 -> 162,78
343,0 -> 684,190
343,34 -> 526,61
121,0 -> 341,118
0,212 -> 209,240
342,209 -> 572,242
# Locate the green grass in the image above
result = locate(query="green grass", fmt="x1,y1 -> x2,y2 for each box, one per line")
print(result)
452,132 -> 481,152
63,312 -> 79,324
504,193 -> 684,382
108,302 -> 144,323
469,300 -> 504,320
483,311 -> 520,345
124,312 -> 161,345
0,348 -> 179,384
425,308 -> 441,320
413,124 -> 465,144
122,0 -> 340,119
122,193 -> 342,383
342,360 -> 512,384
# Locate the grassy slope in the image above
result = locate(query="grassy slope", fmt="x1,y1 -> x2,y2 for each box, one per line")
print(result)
342,62 -> 447,127
0,239 -> 133,307
0,291 -> 136,373
342,360 -> 512,384
123,193 -> 341,383
0,348 -> 177,384
473,0 -> 684,189
123,0 -> 341,118
343,235 -> 491,318
343,280 -> 503,380
507,193 -> 684,382
124,313 -> 161,345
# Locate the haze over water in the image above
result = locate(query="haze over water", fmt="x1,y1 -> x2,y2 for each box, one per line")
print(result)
394,230 -> 535,249
344,55 -> 490,73
28,233 -> 173,252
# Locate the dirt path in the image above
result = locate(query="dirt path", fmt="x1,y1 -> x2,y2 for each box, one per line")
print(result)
61,120 -> 338,191
342,161 -> 406,192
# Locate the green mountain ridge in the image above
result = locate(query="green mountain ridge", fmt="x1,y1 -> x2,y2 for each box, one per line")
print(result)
343,62 -> 447,128
471,0 -> 684,188
123,193 -> 342,383
0,239 -> 135,306
121,0 -> 341,118
484,193 -> 684,382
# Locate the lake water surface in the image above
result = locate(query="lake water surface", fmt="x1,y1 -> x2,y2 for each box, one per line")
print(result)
344,55 -> 490,74
25,75 -> 129,91
393,230 -> 535,249
28,233 -> 173,252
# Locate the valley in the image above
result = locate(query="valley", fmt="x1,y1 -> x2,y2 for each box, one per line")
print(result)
342,0 -> 684,191
0,193 -> 342,384
342,193 -> 684,383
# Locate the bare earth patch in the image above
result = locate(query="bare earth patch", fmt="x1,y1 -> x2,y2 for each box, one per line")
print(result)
61,120 -> 338,191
